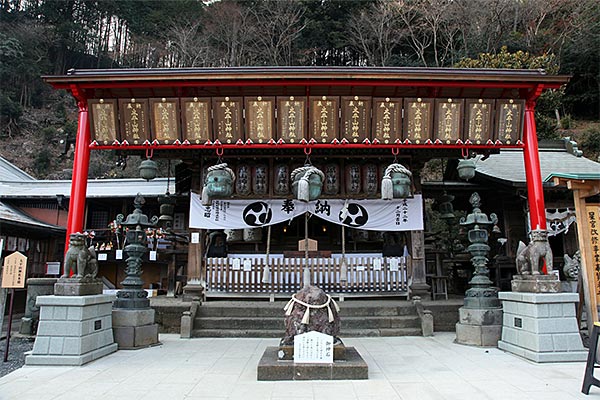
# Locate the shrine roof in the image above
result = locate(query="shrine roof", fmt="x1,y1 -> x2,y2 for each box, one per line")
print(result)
0,178 -> 175,199
0,156 -> 36,182
474,141 -> 600,187
43,67 -> 569,99
0,201 -> 65,232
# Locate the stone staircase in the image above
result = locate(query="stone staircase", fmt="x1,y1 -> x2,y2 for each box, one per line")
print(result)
190,300 -> 423,338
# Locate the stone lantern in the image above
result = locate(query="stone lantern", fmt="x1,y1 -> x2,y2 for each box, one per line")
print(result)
455,192 -> 503,346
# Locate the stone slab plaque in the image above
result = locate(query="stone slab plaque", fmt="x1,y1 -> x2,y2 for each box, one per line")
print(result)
341,96 -> 371,143
465,99 -> 494,144
150,98 -> 180,144
434,98 -> 463,144
213,97 -> 243,144
1,251 -> 27,288
309,96 -> 339,143
118,98 -> 150,145
88,99 -> 119,145
182,97 -> 212,144
495,99 -> 524,144
373,97 -> 402,144
245,96 -> 275,144
403,98 -> 433,144
277,96 -> 306,144
293,331 -> 334,364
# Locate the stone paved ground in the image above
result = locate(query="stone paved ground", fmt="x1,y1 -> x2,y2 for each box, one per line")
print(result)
0,337 -> 34,378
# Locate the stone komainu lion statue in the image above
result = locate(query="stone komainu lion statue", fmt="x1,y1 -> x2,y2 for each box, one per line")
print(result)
62,233 -> 98,279
516,230 -> 553,275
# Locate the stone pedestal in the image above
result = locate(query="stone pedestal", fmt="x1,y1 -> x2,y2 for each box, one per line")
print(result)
112,308 -> 159,349
455,307 -> 503,347
54,277 -> 103,296
25,294 -> 117,366
257,347 -> 368,381
498,292 -> 587,362
511,274 -> 560,293
182,280 -> 205,302
20,278 -> 57,335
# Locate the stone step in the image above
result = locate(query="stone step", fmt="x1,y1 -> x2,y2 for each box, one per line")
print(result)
191,327 -> 422,338
194,315 -> 420,330
196,303 -> 417,318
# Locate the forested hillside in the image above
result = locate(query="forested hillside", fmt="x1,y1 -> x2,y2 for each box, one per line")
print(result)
1,0 -> 598,178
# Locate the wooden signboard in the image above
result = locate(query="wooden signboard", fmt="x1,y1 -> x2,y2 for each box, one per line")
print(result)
373,97 -> 402,144
586,204 -> 600,306
213,97 -> 243,144
150,98 -> 180,144
1,251 -> 27,289
118,98 -> 150,145
434,98 -> 463,144
465,99 -> 494,144
245,96 -> 275,144
277,96 -> 306,144
88,99 -> 119,145
309,96 -> 339,143
495,99 -> 524,144
181,97 -> 212,144
403,98 -> 433,144
341,96 -> 371,143
293,331 -> 334,364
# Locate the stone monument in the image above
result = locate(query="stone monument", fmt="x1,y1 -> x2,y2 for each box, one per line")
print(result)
112,194 -> 160,349
257,285 -> 368,380
498,230 -> 586,362
455,192 -> 503,346
26,233 -> 117,366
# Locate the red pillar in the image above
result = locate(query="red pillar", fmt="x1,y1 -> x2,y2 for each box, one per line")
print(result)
523,100 -> 547,232
64,100 -> 91,253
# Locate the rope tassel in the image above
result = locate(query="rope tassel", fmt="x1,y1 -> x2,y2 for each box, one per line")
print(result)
302,307 -> 311,324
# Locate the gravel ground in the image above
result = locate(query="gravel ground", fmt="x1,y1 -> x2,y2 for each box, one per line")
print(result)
0,336 -> 34,378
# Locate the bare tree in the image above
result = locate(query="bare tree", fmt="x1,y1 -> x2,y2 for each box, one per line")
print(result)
347,1 -> 403,66
166,19 -> 212,67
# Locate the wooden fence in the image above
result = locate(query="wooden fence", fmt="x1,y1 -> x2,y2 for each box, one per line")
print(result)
205,256 -> 410,297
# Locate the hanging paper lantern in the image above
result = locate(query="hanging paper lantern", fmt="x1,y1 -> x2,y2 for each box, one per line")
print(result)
253,164 -> 268,195
324,163 -> 340,195
273,164 -> 290,195
201,163 -> 235,205
291,165 -> 325,202
381,163 -> 412,200
236,164 -> 251,196
224,229 -> 243,242
345,163 -> 362,195
362,164 -> 378,196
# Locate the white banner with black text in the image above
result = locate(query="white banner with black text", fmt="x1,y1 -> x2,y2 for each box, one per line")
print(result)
189,194 -> 423,231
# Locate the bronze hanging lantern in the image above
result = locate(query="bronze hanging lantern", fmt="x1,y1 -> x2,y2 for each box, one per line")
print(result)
457,153 -> 476,181
139,158 -> 158,181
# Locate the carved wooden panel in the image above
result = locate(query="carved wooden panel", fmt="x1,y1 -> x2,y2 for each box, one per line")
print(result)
150,98 -> 180,144
181,97 -> 212,144
341,96 -> 371,143
273,164 -> 290,195
88,99 -> 119,145
277,96 -> 306,144
465,99 -> 494,144
403,98 -> 433,144
253,164 -> 269,195
324,164 -> 340,195
434,98 -> 464,144
495,99 -> 524,144
373,97 -> 402,144
118,98 -> 150,145
309,96 -> 339,143
245,96 -> 275,144
213,97 -> 243,144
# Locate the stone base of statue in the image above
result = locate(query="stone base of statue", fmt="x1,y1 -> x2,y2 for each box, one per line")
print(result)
25,294 -> 117,366
257,346 -> 368,381
511,274 -> 561,293
182,279 -> 205,302
54,277 -> 103,296
112,308 -> 159,349
20,278 -> 57,335
455,286 -> 503,347
497,292 -> 587,363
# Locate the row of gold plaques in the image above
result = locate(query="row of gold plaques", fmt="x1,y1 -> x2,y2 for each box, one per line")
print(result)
88,97 -> 524,145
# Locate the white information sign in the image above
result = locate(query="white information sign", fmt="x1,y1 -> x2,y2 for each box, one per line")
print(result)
97,253 -> 108,261
191,232 -> 200,244
243,260 -> 252,271
373,258 -> 382,270
232,259 -> 241,270
149,251 -> 157,261
293,331 -> 334,364
46,262 -> 61,275
389,258 -> 399,272
115,250 -> 123,260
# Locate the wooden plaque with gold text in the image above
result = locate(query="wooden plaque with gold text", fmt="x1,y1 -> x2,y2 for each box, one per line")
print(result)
341,96 -> 371,143
372,98 -> 402,144
245,96 -> 275,144
150,98 -> 180,144
434,98 -> 464,144
88,99 -> 119,145
118,98 -> 150,145
403,98 -> 433,144
495,99 -> 524,144
465,99 -> 494,144
181,97 -> 212,144
213,97 -> 243,144
277,96 -> 306,143
309,96 -> 339,143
